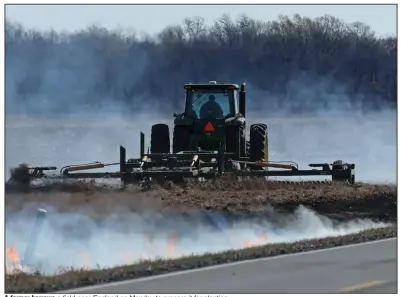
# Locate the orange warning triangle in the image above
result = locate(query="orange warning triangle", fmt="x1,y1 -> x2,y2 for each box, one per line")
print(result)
204,121 -> 215,132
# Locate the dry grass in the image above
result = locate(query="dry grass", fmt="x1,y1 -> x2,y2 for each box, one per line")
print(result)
5,225 -> 396,293
5,171 -> 397,293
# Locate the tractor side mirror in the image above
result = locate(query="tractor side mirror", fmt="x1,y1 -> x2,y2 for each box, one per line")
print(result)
239,83 -> 246,117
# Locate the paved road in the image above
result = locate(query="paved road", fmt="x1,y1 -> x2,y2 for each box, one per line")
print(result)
61,238 -> 397,294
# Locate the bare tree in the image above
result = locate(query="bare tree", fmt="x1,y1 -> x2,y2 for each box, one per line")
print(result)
5,13 -> 396,114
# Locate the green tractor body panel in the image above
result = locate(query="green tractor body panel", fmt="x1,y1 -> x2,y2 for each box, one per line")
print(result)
188,117 -> 245,151
173,81 -> 246,154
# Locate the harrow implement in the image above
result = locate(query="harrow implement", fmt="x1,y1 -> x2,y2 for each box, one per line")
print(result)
7,80 -> 356,188
8,132 -> 356,188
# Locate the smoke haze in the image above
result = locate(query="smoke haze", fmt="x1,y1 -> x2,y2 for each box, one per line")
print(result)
5,12 -> 397,277
6,205 -> 388,274
6,109 -> 396,183
5,15 -> 396,183
6,13 -> 396,116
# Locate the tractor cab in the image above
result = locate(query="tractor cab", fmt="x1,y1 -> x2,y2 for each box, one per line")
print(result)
172,81 -> 247,155
184,81 -> 239,120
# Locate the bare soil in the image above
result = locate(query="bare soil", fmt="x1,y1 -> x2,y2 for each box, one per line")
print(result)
5,177 -> 397,222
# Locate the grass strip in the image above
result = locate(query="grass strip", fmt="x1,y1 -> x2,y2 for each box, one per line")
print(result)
6,225 -> 396,293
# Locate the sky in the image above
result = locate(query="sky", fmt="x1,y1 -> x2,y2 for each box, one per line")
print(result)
5,4 -> 397,37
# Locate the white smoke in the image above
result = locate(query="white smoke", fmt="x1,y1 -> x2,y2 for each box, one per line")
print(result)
5,20 -> 396,282
5,109 -> 396,184
5,205 -> 388,275
249,110 -> 396,183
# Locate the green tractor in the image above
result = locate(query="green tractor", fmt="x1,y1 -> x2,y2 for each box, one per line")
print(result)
149,81 -> 268,164
9,81 -> 356,187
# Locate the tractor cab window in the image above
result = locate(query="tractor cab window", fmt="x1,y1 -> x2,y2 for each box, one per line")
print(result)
186,89 -> 234,119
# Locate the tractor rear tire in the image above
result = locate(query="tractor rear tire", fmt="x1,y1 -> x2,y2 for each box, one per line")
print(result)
226,125 -> 247,157
240,125 -> 247,157
249,124 -> 268,162
151,123 -> 170,154
173,126 -> 191,153
225,127 -> 238,154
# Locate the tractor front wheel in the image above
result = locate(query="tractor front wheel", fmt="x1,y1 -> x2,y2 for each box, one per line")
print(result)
226,125 -> 247,157
173,125 -> 191,153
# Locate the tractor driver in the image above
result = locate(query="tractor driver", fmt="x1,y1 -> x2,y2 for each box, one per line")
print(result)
199,94 -> 224,119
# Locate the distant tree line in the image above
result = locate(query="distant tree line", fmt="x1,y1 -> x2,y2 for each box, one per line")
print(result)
5,13 -> 397,115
